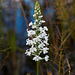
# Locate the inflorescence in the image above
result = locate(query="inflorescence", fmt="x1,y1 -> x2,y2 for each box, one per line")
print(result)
25,1 -> 49,62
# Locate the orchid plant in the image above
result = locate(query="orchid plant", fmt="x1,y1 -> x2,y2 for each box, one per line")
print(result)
25,1 -> 49,75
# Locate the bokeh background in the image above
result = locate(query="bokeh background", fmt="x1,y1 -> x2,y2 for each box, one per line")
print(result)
0,0 -> 75,75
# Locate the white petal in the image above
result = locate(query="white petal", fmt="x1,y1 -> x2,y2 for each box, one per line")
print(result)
29,22 -> 33,26
33,55 -> 42,61
33,14 -> 36,17
39,15 -> 43,18
44,26 -> 48,31
43,47 -> 49,54
25,50 -> 31,56
40,20 -> 45,23
44,55 -> 49,61
30,46 -> 37,53
27,30 -> 36,37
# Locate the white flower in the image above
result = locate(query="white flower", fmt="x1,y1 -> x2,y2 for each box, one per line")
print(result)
27,30 -> 36,37
39,27 -> 44,32
30,46 -> 37,53
38,15 -> 43,18
34,22 -> 36,25
39,10 -> 41,14
33,55 -> 42,61
26,39 -> 32,45
34,10 -> 37,13
40,20 -> 45,23
26,39 -> 36,45
35,19 -> 38,22
29,22 -> 33,26
33,14 -> 36,17
44,35 -> 49,41
42,47 -> 49,54
44,26 -> 48,31
44,55 -> 49,61
38,34 -> 43,38
39,27 -> 48,34
43,40 -> 49,45
32,25 -> 36,29
25,49 -> 31,56
41,32 -> 47,37
38,22 -> 41,25
38,43 -> 45,48
33,37 -> 41,42
38,33 -> 46,39
36,12 -> 39,15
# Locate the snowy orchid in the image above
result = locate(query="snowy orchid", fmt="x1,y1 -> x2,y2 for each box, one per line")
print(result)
25,1 -> 49,62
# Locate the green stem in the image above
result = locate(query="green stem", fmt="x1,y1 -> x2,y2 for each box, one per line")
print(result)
37,61 -> 39,75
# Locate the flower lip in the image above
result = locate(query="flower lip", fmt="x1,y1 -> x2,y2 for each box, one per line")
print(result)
33,55 -> 42,61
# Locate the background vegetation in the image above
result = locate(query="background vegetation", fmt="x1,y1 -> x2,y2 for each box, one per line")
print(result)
0,0 -> 75,75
